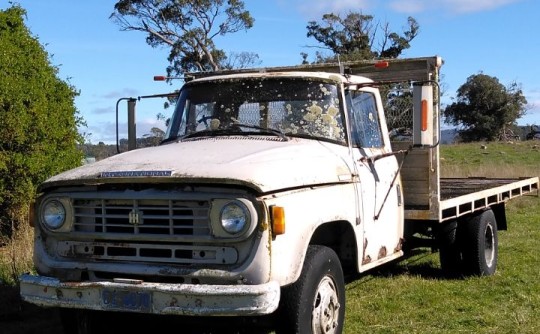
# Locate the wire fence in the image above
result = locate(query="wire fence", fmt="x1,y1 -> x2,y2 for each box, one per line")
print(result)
380,84 -> 415,141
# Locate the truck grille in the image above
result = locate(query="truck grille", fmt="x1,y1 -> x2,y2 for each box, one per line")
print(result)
72,197 -> 211,237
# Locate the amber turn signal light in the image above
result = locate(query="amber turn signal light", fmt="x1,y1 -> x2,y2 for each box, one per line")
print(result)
271,206 -> 285,235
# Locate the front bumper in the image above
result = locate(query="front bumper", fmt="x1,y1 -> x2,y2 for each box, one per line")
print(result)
19,274 -> 280,316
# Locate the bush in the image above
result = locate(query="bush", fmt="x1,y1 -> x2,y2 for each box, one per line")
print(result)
0,5 -> 84,234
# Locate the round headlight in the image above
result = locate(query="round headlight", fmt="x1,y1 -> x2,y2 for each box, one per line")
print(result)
42,199 -> 66,230
220,201 -> 249,234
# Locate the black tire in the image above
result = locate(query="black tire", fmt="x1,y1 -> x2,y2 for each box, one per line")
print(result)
278,245 -> 345,334
437,220 -> 465,277
462,209 -> 498,276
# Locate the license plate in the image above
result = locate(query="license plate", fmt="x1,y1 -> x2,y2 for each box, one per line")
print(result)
101,289 -> 152,312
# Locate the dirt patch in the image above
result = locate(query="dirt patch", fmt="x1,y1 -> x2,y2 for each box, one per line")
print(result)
0,285 -> 63,334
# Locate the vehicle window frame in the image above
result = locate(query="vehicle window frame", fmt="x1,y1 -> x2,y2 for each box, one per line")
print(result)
346,89 -> 384,149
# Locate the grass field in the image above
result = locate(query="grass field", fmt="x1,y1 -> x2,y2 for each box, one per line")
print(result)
1,142 -> 539,333
343,195 -> 540,333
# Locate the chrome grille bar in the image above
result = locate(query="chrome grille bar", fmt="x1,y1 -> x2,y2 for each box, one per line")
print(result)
72,197 -> 211,237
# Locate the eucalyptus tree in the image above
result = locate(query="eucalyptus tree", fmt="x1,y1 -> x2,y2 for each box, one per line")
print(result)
111,0 -> 257,77
444,73 -> 527,142
305,12 -> 419,62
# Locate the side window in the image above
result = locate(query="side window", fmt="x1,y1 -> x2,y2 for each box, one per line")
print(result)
347,91 -> 383,148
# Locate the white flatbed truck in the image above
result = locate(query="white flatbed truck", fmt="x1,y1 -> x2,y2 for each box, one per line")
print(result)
20,56 -> 539,333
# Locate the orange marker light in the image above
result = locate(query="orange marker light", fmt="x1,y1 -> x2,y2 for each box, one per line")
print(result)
421,99 -> 428,131
271,206 -> 285,235
374,61 -> 389,69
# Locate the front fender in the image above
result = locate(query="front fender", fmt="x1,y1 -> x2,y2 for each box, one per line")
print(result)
261,183 -> 358,286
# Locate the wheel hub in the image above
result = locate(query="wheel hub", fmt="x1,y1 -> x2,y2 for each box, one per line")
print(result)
484,224 -> 495,267
312,276 -> 341,334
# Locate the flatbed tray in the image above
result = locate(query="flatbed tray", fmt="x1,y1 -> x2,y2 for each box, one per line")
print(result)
440,177 -> 537,201
405,177 -> 539,221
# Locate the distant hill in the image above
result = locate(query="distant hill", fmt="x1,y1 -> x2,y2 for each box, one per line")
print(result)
441,129 -> 458,144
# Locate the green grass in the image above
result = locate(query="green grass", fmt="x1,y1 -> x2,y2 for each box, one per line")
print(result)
343,142 -> 540,333
344,196 -> 540,333
440,141 -> 540,177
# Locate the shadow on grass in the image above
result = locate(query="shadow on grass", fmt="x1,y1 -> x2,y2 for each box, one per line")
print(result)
80,311 -> 279,334
346,248 -> 467,284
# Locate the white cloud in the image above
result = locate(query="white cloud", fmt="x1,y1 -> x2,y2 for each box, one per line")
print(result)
101,88 -> 140,99
516,88 -> 540,126
387,0 -> 429,14
526,89 -> 540,113
92,106 -> 113,115
281,0 -> 374,18
388,0 -> 524,14
286,0 -> 526,16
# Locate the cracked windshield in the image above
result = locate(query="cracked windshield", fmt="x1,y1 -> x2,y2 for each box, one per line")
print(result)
165,77 -> 346,144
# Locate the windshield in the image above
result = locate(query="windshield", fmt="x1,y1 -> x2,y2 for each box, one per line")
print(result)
164,77 -> 346,144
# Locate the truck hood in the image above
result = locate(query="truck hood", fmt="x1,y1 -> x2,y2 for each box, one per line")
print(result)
43,137 -> 354,193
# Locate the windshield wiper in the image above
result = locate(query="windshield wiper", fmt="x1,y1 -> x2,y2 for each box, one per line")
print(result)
180,123 -> 289,141
180,129 -> 235,139
182,123 -> 289,141
230,123 -> 289,141
160,135 -> 179,145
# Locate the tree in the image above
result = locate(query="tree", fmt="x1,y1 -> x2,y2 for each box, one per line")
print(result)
305,12 -> 419,62
0,6 -> 84,234
304,12 -> 420,133
111,0 -> 256,77
221,51 -> 261,70
443,73 -> 527,142
142,127 -> 165,147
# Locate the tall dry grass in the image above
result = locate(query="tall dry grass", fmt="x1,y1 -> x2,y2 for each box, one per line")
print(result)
0,214 -> 34,285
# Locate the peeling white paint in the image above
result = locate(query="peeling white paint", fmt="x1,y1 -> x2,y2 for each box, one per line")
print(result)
44,138 -> 354,192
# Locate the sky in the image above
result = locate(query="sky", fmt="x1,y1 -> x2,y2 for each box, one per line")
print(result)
2,0 -> 540,144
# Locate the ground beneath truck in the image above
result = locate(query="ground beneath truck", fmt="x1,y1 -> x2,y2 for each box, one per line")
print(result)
0,284 -> 277,333
0,285 -> 62,333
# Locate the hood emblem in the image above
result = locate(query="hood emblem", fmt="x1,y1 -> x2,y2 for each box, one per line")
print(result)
101,170 -> 172,178
128,209 -> 143,225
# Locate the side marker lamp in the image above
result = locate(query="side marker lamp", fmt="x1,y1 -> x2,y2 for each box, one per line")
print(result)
421,99 -> 429,131
271,206 -> 285,235
374,61 -> 389,69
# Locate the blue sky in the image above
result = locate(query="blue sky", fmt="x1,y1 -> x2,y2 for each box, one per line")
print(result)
3,0 -> 540,143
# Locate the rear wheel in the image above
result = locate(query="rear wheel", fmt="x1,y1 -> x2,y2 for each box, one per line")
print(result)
279,245 -> 345,334
462,209 -> 498,276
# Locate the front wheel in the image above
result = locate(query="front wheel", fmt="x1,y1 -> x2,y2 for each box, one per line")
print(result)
278,245 -> 345,334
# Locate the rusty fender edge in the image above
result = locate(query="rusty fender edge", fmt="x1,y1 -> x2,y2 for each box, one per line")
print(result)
19,274 -> 280,316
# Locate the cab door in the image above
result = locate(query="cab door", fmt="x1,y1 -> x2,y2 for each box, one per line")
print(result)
346,87 -> 404,271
